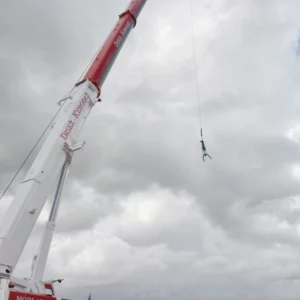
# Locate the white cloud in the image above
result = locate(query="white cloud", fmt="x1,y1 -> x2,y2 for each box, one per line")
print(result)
45,187 -> 200,287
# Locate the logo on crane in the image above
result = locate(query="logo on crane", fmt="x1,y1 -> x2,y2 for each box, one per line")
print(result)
72,93 -> 90,119
114,20 -> 131,48
60,92 -> 91,140
60,120 -> 75,140
16,297 -> 43,300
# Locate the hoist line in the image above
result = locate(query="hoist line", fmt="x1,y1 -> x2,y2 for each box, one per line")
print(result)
0,44 -> 104,201
189,0 -> 203,136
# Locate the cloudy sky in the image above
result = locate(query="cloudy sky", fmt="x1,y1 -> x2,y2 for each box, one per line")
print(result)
1,0 -> 300,299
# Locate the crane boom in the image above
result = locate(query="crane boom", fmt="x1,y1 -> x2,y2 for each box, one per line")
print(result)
78,0 -> 147,90
0,1 -> 147,300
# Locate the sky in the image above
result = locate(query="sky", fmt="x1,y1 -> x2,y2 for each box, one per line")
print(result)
1,0 -> 300,299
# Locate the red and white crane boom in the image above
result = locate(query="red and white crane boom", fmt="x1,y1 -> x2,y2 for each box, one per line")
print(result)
0,1 -> 147,300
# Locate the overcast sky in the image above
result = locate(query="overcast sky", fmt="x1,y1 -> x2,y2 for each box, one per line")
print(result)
1,0 -> 300,299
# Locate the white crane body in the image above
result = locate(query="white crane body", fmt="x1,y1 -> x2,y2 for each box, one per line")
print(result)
0,1 -> 147,299
0,80 -> 98,299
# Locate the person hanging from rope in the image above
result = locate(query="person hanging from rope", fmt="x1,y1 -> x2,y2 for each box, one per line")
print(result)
200,129 -> 212,162
189,1 -> 212,162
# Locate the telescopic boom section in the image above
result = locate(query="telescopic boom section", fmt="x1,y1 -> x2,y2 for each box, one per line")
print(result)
78,0 -> 147,91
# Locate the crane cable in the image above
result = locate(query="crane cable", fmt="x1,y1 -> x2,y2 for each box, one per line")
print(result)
189,0 -> 203,139
0,44 -> 103,201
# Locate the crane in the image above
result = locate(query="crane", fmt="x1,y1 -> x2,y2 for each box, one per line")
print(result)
0,1 -> 147,300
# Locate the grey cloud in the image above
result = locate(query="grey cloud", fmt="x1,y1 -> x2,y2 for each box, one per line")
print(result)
2,0 -> 300,299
